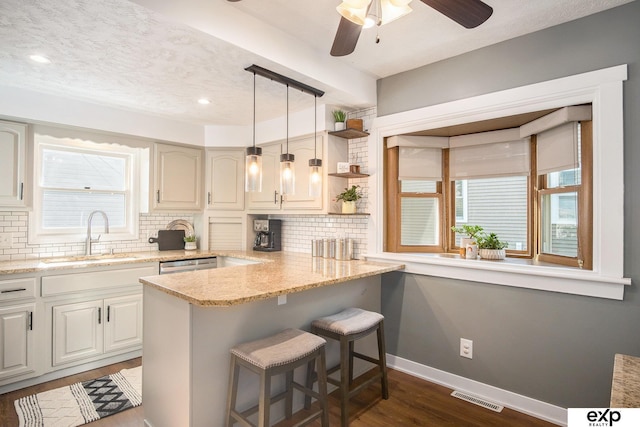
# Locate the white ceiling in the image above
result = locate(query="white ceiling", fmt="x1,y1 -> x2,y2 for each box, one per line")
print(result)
0,0 -> 633,127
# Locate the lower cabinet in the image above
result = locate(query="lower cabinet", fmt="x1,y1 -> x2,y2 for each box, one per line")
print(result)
52,293 -> 142,366
0,303 -> 36,382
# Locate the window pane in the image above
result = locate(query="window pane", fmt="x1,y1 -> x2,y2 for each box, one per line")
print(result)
42,148 -> 126,191
454,176 -> 528,250
547,168 -> 581,188
42,190 -> 125,228
400,197 -> 439,246
541,192 -> 578,257
400,180 -> 437,193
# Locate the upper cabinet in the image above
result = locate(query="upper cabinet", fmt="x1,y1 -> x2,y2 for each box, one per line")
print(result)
205,149 -> 244,211
0,120 -> 29,208
153,143 -> 203,211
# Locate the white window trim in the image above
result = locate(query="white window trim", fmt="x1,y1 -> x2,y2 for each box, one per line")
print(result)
366,64 -> 630,300
29,135 -> 141,245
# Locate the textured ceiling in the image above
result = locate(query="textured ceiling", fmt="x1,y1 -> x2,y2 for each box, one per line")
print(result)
0,0 -> 634,127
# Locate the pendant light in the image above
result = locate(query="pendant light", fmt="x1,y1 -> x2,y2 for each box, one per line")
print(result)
280,85 -> 295,195
245,71 -> 263,192
308,95 -> 322,198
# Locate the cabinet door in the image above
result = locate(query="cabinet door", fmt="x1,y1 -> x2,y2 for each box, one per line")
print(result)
104,294 -> 143,353
0,303 -> 35,381
284,135 -> 323,210
154,143 -> 203,210
206,149 -> 244,210
247,144 -> 282,210
0,120 -> 27,207
52,300 -> 103,366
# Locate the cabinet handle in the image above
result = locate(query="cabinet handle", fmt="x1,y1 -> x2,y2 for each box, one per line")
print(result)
1,288 -> 26,293
19,182 -> 24,201
156,190 -> 160,203
28,312 -> 33,331
274,190 -> 278,204
107,306 -> 110,322
98,307 -> 102,324
208,192 -> 211,205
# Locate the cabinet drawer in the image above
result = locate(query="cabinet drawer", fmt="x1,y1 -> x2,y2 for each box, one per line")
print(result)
0,277 -> 36,302
42,266 -> 157,297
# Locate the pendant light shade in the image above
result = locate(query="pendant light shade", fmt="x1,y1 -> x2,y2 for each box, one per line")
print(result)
245,71 -> 263,192
308,95 -> 322,198
280,85 -> 295,195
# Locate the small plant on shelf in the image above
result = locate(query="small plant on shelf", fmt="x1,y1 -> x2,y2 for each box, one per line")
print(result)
450,224 -> 484,241
184,234 -> 197,250
332,109 -> 346,131
336,185 -> 362,214
477,232 -> 508,260
184,235 -> 196,243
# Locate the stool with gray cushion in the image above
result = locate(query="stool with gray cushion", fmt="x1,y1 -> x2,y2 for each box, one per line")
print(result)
225,328 -> 329,427
308,307 -> 389,427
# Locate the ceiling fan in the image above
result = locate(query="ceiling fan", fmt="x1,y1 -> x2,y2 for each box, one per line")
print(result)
332,0 -> 493,56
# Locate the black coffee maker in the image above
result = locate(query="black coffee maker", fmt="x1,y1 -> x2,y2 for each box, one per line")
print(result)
252,219 -> 281,252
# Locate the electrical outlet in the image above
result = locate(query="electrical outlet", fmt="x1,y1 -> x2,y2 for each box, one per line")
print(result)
277,295 -> 287,305
460,338 -> 473,359
0,232 -> 12,249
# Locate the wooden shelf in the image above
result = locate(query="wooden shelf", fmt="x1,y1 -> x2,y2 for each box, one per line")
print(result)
328,129 -> 370,139
328,212 -> 370,216
328,172 -> 370,178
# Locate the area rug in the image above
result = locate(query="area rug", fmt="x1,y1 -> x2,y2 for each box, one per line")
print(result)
14,366 -> 141,427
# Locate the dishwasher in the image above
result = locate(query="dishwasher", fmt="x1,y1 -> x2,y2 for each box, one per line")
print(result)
159,257 -> 217,274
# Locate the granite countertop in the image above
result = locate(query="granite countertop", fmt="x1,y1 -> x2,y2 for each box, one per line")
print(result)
139,251 -> 405,307
0,249 -> 232,275
611,353 -> 640,407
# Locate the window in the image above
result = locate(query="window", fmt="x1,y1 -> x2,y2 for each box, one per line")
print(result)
384,106 -> 592,268
29,130 -> 146,244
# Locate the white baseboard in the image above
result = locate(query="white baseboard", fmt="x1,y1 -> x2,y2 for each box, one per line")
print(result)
387,354 -> 567,426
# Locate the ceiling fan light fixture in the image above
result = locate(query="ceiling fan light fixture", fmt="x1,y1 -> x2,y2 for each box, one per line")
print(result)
379,0 -> 412,25
337,2 -> 369,26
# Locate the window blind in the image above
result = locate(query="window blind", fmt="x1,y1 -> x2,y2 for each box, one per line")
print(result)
536,122 -> 580,175
388,135 -> 447,181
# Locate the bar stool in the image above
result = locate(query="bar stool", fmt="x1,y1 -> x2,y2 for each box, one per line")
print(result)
225,328 -> 329,427
309,307 -> 389,427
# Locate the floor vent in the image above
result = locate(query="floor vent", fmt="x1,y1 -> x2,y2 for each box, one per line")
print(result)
450,390 -> 504,413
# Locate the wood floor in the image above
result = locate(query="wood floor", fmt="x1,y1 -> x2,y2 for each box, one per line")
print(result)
0,358 -> 557,427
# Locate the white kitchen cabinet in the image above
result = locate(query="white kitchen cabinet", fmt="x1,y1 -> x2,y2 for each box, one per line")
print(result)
0,303 -> 36,382
0,120 -> 28,208
247,134 -> 327,212
154,143 -> 203,211
206,149 -> 244,210
52,293 -> 143,366
104,293 -> 143,353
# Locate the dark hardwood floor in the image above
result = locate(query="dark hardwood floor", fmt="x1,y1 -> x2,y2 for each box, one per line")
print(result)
0,358 -> 557,426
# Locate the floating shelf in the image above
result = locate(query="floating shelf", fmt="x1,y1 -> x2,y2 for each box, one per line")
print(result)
329,129 -> 370,139
328,212 -> 370,216
328,172 -> 370,178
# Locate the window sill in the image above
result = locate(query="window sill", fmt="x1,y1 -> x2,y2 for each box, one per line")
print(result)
364,252 -> 630,300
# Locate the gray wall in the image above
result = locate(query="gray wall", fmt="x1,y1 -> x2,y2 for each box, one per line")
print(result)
378,1 -> 640,409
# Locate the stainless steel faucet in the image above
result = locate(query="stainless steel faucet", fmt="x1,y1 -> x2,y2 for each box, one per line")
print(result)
86,210 -> 110,255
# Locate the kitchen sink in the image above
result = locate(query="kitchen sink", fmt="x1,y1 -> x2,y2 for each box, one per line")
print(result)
41,253 -> 140,264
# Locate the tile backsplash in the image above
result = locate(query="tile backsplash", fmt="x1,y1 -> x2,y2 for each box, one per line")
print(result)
0,212 -> 194,262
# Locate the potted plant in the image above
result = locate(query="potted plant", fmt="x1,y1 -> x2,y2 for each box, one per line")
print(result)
184,234 -> 197,250
332,109 -> 346,131
336,185 -> 362,214
477,232 -> 508,260
451,224 -> 483,257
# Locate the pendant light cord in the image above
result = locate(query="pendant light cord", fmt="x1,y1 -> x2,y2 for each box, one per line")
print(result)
314,95 -> 317,159
286,84 -> 289,154
252,71 -> 256,149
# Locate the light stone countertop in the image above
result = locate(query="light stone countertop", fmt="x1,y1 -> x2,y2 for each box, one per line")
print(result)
611,353 -> 640,407
138,251 -> 405,307
0,249 -> 233,275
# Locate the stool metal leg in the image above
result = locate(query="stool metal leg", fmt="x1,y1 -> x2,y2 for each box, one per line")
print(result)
340,334 -> 350,427
348,340 -> 355,385
317,348 -> 329,427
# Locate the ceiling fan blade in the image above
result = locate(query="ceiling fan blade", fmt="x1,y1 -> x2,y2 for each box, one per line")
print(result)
420,0 -> 493,29
331,17 -> 363,57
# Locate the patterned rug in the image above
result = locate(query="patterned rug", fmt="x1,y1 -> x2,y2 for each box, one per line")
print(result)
14,366 -> 141,427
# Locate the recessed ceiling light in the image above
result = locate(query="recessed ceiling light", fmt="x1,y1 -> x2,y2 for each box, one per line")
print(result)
29,54 -> 51,64
198,98 -> 211,105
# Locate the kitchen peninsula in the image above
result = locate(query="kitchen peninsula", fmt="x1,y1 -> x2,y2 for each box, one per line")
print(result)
139,251 -> 404,427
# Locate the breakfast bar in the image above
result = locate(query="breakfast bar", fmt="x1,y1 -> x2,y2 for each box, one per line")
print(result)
139,251 -> 404,427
